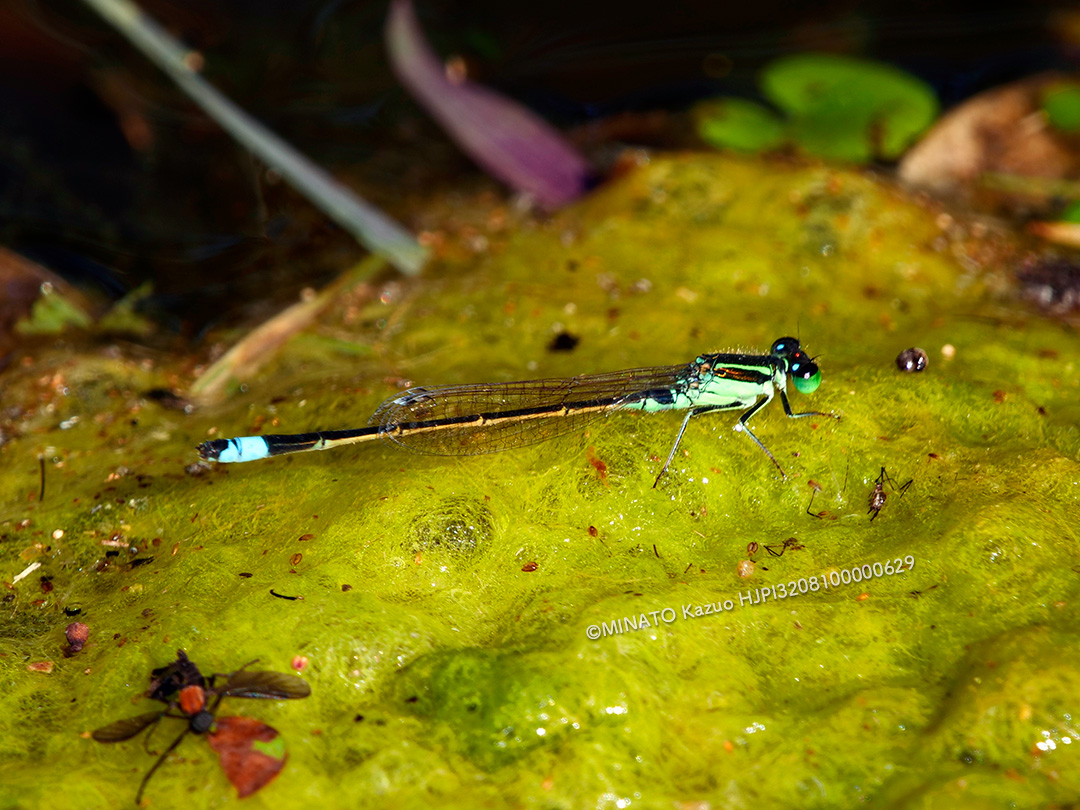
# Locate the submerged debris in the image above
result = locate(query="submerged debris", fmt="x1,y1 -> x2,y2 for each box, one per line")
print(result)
1016,255 -> 1080,316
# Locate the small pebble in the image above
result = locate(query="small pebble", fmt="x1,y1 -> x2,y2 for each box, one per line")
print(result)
64,622 -> 90,657
896,347 -> 928,372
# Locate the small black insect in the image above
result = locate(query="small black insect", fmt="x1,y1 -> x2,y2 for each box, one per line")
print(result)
868,467 -> 912,521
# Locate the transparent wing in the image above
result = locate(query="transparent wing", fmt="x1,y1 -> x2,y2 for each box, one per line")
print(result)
219,670 -> 311,700
92,711 -> 165,742
369,363 -> 691,456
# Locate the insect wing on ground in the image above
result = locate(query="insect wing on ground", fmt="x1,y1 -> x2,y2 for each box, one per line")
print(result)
91,710 -> 167,743
219,669 -> 312,700
207,716 -> 288,798
93,707 -> 193,805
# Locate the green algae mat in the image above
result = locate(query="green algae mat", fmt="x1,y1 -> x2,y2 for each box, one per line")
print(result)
2,154 -> 1079,809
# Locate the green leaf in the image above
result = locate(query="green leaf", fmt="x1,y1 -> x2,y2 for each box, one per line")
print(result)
694,98 -> 786,152
15,285 -> 92,334
761,53 -> 938,161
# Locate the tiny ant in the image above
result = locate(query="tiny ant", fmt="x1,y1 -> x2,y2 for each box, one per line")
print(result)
764,537 -> 804,557
745,538 -> 804,569
868,467 -> 912,521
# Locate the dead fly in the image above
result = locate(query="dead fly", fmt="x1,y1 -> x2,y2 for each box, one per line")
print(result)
92,649 -> 310,803
868,467 -> 912,521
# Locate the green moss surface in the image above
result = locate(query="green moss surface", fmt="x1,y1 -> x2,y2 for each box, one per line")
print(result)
2,154 -> 1079,808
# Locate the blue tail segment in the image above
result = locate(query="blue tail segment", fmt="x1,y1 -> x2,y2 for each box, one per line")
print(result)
198,436 -> 270,463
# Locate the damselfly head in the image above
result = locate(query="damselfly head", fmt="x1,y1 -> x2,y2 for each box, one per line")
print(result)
770,337 -> 802,357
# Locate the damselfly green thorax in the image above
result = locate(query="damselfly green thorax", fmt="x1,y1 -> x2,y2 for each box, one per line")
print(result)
199,336 -> 838,485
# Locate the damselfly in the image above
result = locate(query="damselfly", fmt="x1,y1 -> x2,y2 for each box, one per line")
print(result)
199,336 -> 837,485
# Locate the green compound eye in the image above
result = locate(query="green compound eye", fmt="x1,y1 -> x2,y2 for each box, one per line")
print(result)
789,353 -> 822,394
793,368 -> 821,394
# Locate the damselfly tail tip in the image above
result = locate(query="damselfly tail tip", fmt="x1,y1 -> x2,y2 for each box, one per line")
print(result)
197,440 -> 228,462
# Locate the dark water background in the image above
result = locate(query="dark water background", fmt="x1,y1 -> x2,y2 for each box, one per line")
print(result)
0,0 -> 1074,324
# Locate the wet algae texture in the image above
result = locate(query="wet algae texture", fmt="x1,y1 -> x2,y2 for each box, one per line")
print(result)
2,154 -> 1079,809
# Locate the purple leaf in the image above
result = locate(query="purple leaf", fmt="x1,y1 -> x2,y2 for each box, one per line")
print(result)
386,0 -> 593,209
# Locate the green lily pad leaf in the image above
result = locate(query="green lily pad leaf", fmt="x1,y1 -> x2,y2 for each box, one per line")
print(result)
694,98 -> 786,152
761,53 -> 938,161
1042,81 -> 1080,132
